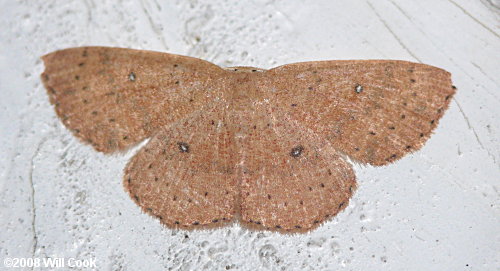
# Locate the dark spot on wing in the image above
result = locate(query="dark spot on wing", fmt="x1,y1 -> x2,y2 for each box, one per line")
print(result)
355,84 -> 363,93
290,145 -> 304,157
178,142 -> 189,153
128,72 -> 136,81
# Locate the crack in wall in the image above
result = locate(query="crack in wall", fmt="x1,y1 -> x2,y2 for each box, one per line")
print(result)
447,0 -> 500,39
140,0 -> 170,51
470,62 -> 500,92
366,1 -> 422,63
28,137 -> 49,263
453,99 -> 498,166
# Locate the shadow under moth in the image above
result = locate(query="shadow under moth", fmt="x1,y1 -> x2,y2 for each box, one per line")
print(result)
40,47 -> 455,233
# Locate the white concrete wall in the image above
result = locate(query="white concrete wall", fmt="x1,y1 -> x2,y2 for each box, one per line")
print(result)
0,0 -> 498,270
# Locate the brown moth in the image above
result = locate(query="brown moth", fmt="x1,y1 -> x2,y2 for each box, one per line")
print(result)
41,47 -> 455,233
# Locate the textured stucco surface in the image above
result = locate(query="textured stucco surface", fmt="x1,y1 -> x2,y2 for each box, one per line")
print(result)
0,0 -> 499,270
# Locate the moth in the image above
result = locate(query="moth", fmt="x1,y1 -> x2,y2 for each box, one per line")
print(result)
41,47 -> 455,233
